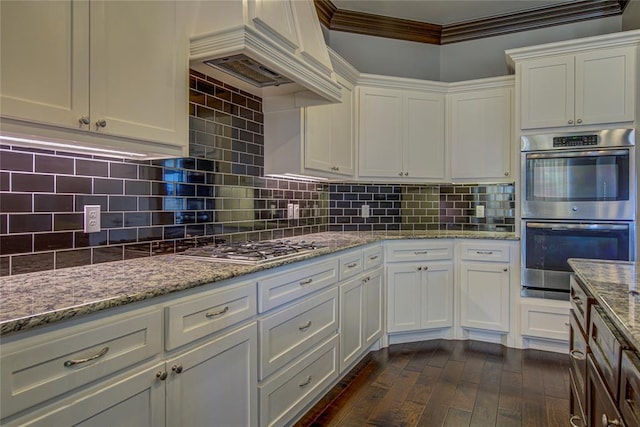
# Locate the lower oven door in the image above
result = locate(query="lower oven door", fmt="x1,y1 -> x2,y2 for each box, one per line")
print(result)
521,220 -> 634,300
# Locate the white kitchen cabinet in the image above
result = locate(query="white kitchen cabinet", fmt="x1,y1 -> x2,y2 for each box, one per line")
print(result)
4,362 -> 165,427
165,322 -> 257,427
517,47 -> 636,130
459,242 -> 511,333
339,267 -> 383,372
387,262 -> 454,333
358,85 -> 446,181
0,0 -> 188,155
448,81 -> 513,182
521,299 -> 570,341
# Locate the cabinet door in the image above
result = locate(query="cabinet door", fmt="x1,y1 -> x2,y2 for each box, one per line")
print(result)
340,277 -> 364,371
90,1 -> 187,146
575,46 -> 635,126
421,262 -> 454,329
330,77 -> 355,176
387,264 -> 422,332
165,323 -> 258,427
10,363 -> 165,427
358,87 -> 404,178
459,261 -> 510,332
0,0 -> 89,128
404,91 -> 445,180
519,55 -> 574,129
449,87 -> 512,181
364,268 -> 384,348
587,355 -> 625,427
305,102 -> 333,173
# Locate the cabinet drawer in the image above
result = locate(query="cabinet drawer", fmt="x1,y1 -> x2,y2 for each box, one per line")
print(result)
339,250 -> 364,281
520,301 -> 570,341
570,368 -> 587,427
385,240 -> 453,262
589,305 -> 627,402
363,245 -> 383,270
258,287 -> 338,380
570,310 -> 589,399
459,242 -> 510,262
259,334 -> 339,427
571,274 -> 595,335
587,354 -> 625,427
258,258 -> 339,312
1,308 -> 162,419
164,281 -> 257,350
620,350 -> 640,426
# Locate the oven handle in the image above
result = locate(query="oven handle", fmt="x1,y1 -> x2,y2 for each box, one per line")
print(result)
526,222 -> 629,231
525,149 -> 629,159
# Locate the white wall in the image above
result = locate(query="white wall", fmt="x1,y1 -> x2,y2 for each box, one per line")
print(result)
623,0 -> 640,31
324,16 -> 623,82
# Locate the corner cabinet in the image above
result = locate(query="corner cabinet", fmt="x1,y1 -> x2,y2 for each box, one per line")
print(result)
447,79 -> 514,182
0,0 -> 188,156
357,81 -> 447,181
506,31 -> 640,131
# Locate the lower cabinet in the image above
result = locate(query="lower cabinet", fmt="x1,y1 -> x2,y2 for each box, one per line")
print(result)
340,267 -> 383,372
459,260 -> 510,333
587,354 -> 625,427
164,322 -> 257,427
387,261 -> 454,333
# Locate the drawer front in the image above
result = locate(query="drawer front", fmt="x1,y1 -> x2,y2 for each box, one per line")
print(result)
339,250 -> 364,281
589,305 -> 625,401
587,355 -> 625,427
259,287 -> 338,379
520,301 -> 570,341
570,368 -> 587,427
385,240 -> 453,262
459,242 -> 510,262
620,350 -> 640,427
363,245 -> 383,270
165,281 -> 257,350
259,334 -> 339,427
258,258 -> 339,312
570,310 -> 589,399
1,309 -> 162,418
570,274 -> 594,335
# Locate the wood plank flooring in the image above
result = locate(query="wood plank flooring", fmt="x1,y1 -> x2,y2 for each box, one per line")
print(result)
295,339 -> 570,427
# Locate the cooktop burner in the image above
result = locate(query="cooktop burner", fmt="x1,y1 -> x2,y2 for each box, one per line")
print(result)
179,240 -> 322,264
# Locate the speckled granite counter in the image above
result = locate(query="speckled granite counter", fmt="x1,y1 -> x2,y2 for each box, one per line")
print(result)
0,230 -> 517,337
568,258 -> 640,350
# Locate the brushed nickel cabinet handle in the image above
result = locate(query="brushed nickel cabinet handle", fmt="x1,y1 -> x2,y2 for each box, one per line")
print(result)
156,371 -> 168,381
299,375 -> 312,387
369,255 -> 379,260
577,119 -> 583,124
78,115 -> 90,125
205,306 -> 229,318
414,251 -> 428,255
172,364 -> 183,374
568,119 -> 574,125
347,262 -> 358,268
64,346 -> 109,367
299,321 -> 312,331
569,415 -> 581,427
300,278 -> 313,286
569,349 -> 585,360
602,413 -> 622,426
95,119 -> 107,128
503,267 -> 508,272
476,251 -> 493,255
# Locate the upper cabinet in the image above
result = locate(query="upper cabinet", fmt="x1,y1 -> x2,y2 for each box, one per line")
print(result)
0,0 -> 188,157
507,31 -> 640,131
357,78 -> 447,182
448,78 -> 514,182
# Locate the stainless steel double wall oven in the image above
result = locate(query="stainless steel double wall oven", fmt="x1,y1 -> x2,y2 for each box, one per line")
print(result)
521,128 -> 636,300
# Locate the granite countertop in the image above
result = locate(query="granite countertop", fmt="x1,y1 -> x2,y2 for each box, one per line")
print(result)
568,258 -> 640,350
0,230 -> 517,337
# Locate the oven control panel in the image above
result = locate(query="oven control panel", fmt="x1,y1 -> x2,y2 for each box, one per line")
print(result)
553,134 -> 598,147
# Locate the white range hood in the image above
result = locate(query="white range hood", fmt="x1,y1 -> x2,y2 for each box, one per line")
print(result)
184,0 -> 341,111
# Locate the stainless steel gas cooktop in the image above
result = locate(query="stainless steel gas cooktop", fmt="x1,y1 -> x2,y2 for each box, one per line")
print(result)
179,240 -> 322,264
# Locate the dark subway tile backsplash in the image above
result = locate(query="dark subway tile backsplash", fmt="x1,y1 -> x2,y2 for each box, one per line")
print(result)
0,71 -> 514,276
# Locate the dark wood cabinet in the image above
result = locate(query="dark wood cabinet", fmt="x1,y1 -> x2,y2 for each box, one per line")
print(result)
619,350 -> 640,426
587,354 -> 626,427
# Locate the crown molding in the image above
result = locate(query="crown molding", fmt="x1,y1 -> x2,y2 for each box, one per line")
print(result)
314,0 -> 629,45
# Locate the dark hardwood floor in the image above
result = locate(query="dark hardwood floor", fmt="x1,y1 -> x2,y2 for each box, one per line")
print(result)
295,339 -> 570,427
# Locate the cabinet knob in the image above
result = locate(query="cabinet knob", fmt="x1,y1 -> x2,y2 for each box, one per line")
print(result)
423,266 -> 428,270
404,172 -> 408,176
504,171 -> 509,176
568,119 -> 574,125
399,172 -> 403,176
96,119 -> 107,128
503,267 -> 508,272
335,166 -> 339,171
417,266 -> 422,271
602,414 -> 622,426
156,371 -> 168,381
569,349 -> 585,361
172,364 -> 183,374
577,118 -> 583,124
78,116 -> 90,125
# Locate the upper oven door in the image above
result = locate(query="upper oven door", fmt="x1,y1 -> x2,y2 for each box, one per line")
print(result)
521,147 -> 634,220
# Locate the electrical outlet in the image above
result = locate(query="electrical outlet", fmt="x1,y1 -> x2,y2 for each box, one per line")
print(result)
293,204 -> 300,219
475,205 -> 485,218
84,205 -> 101,233
287,203 -> 294,219
361,204 -> 370,218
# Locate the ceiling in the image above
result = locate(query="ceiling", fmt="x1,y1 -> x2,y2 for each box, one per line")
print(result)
314,0 -> 630,44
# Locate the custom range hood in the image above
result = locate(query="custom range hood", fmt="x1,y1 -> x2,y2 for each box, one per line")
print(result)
185,0 -> 341,111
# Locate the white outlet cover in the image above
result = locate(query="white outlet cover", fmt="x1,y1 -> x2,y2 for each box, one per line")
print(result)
84,205 -> 101,233
361,204 -> 370,218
